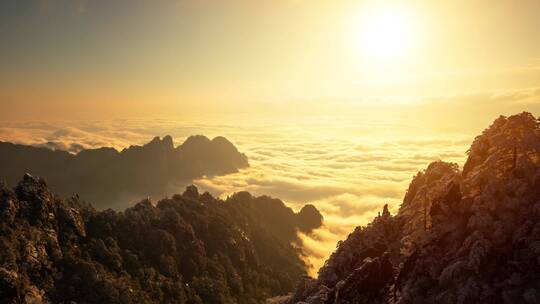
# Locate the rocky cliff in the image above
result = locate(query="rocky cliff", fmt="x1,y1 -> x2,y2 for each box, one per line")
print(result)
282,112 -> 540,304
0,135 -> 248,209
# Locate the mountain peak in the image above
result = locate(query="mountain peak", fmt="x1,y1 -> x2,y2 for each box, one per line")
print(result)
0,135 -> 248,209
282,112 -> 540,303
162,135 -> 174,150
297,204 -> 324,233
181,135 -> 211,147
144,135 -> 175,151
464,111 -> 540,177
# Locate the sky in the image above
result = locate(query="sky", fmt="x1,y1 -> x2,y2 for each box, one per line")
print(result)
1,0 -> 540,120
1,0 -> 540,273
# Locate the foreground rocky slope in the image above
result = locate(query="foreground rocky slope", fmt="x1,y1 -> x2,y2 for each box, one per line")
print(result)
283,112 -> 540,303
0,135 -> 248,209
0,175 -> 322,303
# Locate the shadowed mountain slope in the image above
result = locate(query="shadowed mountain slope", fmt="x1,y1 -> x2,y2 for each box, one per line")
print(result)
0,175 -> 322,304
0,135 -> 248,209
281,112 -> 540,304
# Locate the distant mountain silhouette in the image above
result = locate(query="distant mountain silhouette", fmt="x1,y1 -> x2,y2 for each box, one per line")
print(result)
0,135 -> 248,209
0,175 -> 323,303
280,112 -> 540,303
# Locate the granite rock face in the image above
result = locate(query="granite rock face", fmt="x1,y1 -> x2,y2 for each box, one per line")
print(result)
283,112 -> 540,304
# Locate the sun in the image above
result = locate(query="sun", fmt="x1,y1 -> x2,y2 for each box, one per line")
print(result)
353,6 -> 416,63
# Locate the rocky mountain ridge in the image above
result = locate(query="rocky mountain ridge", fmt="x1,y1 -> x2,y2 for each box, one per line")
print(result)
0,174 -> 322,303
0,135 -> 248,209
281,112 -> 540,303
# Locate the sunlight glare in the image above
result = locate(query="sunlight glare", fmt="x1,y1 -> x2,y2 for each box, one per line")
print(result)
354,6 -> 417,63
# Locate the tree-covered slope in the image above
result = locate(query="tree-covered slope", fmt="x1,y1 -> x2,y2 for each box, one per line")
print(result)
283,112 -> 540,304
0,174 -> 322,304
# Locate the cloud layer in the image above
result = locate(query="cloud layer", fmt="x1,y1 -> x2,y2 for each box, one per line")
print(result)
189,120 -> 472,273
0,113 -> 476,274
3,97 -> 537,274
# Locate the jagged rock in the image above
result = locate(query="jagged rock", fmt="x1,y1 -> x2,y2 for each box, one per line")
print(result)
297,204 -> 324,233
15,174 -> 55,227
57,205 -> 86,238
0,184 -> 18,224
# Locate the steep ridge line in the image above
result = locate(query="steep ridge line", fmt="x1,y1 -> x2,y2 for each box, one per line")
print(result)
280,112 -> 540,303
0,135 -> 248,209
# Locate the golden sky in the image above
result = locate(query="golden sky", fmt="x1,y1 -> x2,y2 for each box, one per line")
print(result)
1,0 -> 539,274
1,0 -> 539,119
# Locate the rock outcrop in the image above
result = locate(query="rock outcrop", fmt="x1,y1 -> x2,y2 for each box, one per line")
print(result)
0,135 -> 248,209
282,112 -> 540,303
0,174 -> 322,304
296,204 -> 324,233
